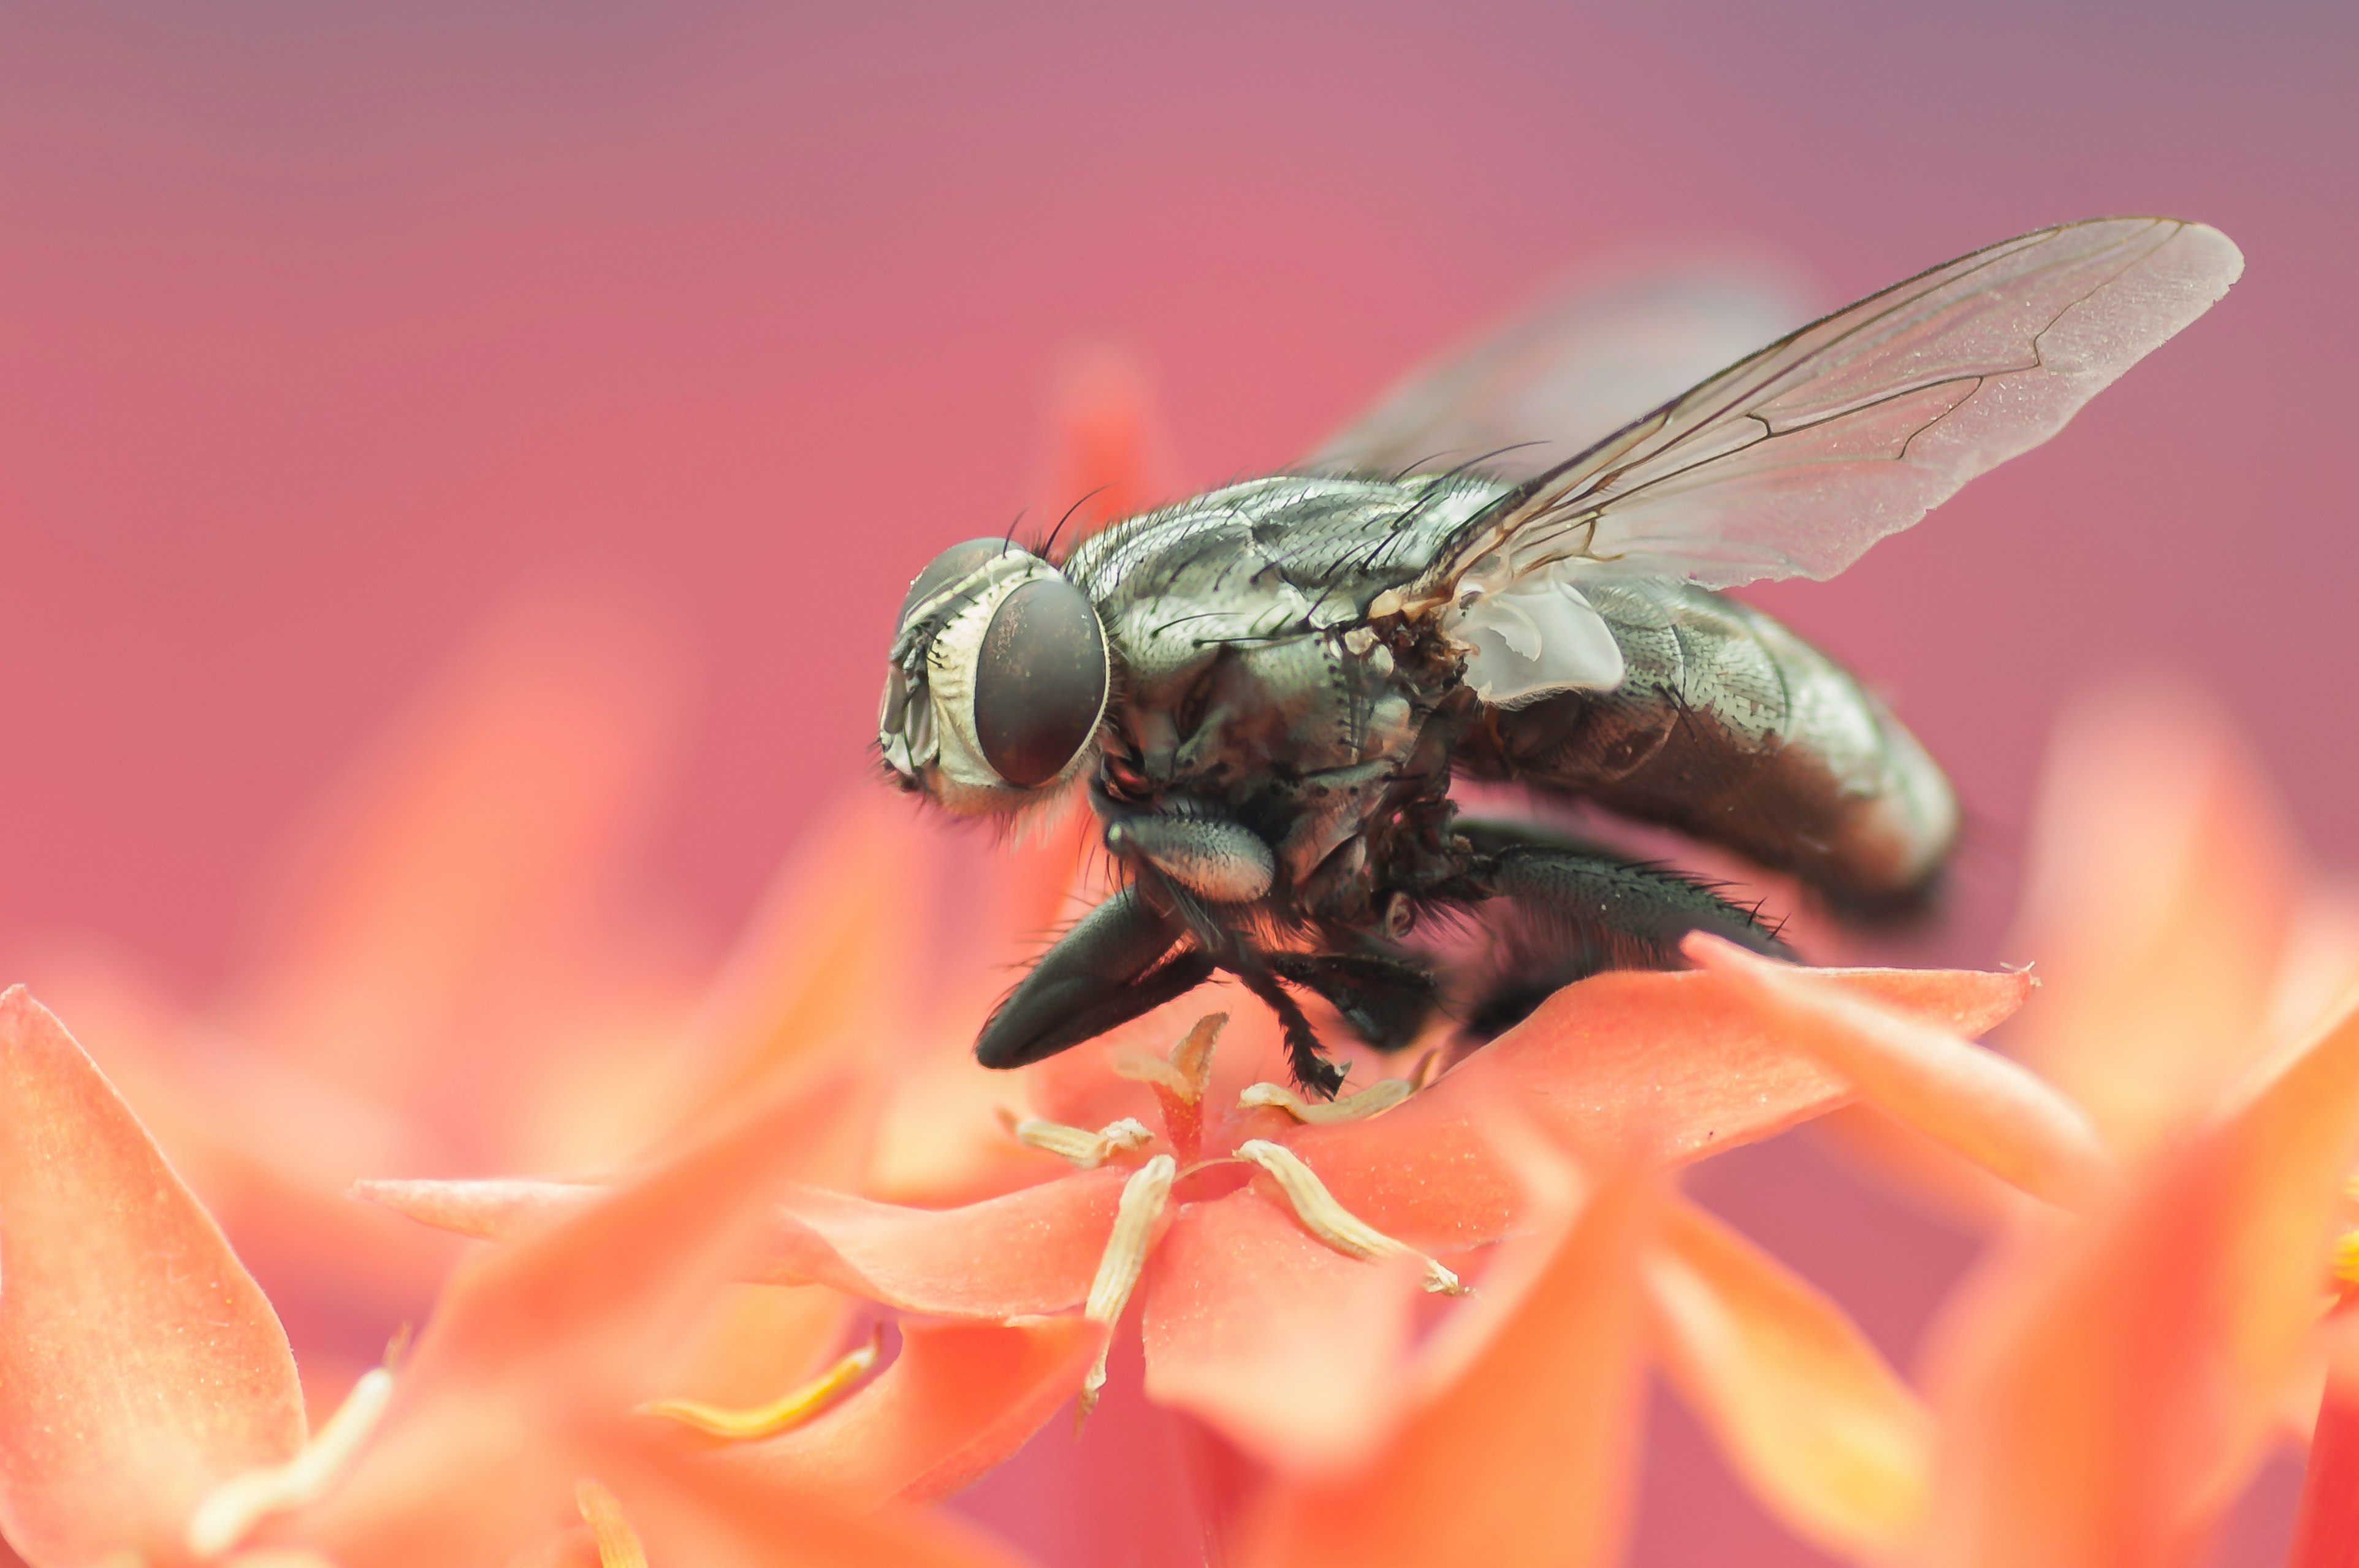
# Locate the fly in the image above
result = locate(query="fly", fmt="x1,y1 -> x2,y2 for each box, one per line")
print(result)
876,217 -> 2241,1094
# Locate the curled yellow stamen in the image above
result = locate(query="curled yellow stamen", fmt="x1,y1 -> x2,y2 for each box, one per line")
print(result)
574,1478 -> 648,1568
186,1366 -> 396,1558
1012,1116 -> 1156,1168
1114,1013 -> 1225,1102
1080,1153 -> 1177,1420
641,1323 -> 883,1439
1239,1077 -> 1411,1124
1236,1139 -> 1466,1295
2333,1229 -> 2359,1290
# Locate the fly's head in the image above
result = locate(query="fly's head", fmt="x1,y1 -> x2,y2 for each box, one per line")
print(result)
878,538 -> 1112,817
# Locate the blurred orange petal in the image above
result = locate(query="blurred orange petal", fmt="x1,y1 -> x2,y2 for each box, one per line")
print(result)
657,793 -> 929,1157
697,1315 -> 1105,1507
595,1446 -> 1037,1568
359,1166 -> 1128,1319
291,1076 -> 861,1564
2004,679 -> 2300,1159
0,988 -> 306,1567
1919,985 -> 2359,1568
661,1285 -> 859,1414
1140,1190 -> 1427,1473
1683,935 -> 2109,1209
1647,1197 -> 1933,1555
1032,344 -> 1179,543
233,595 -> 684,1115
1238,1170 -> 1658,1568
1288,965 -> 2035,1250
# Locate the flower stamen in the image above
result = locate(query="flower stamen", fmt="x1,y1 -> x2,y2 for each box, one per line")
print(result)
1115,1013 -> 1225,1160
1080,1152 -> 1178,1420
2333,1228 -> 2359,1293
186,1366 -> 396,1558
1008,1115 -> 1156,1168
1239,1077 -> 1412,1124
573,1478 -> 648,1568
1114,1012 -> 1224,1100
1236,1138 -> 1467,1295
639,1323 -> 883,1439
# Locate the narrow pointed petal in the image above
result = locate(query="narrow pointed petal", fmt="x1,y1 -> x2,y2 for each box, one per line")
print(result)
0,989 -> 306,1566
1919,986 -> 2359,1568
1239,1174 -> 1659,1568
357,1166 -> 1128,1318
1141,1191 -> 1427,1472
1035,344 -> 1178,543
589,1447 -> 1038,1568
2005,680 -> 2300,1159
1647,1198 -> 1934,1555
1807,1103 -> 2020,1233
1284,965 -> 2035,1252
656,794 -> 931,1157
1683,935 -> 2109,1208
2290,1376 -> 2359,1568
294,1078 -> 867,1566
232,596 -> 684,1108
699,1315 -> 1107,1507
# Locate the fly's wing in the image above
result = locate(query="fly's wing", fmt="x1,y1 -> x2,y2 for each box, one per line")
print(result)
1306,260 -> 1811,483
1409,218 -> 2241,611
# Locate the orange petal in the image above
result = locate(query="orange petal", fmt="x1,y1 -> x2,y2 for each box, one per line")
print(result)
660,1285 -> 859,1414
1033,344 -> 1179,544
291,1076 -> 863,1565
694,1315 -> 1106,1507
1238,1173 -> 1659,1568
587,1446 -> 1037,1568
1140,1191 -> 1427,1472
654,792 -> 931,1159
231,595 -> 684,1111
1647,1197 -> 1933,1555
0,989 -> 306,1566
2289,1375 -> 2359,1568
1918,985 -> 2359,1568
1683,935 -> 2109,1208
1285,965 -> 2036,1251
1807,1103 -> 2020,1233
357,1166 -> 1128,1319
2004,680 -> 2301,1160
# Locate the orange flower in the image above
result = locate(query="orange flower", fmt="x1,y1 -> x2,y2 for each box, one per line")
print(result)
0,985 -> 1034,1567
366,947 -> 2043,1551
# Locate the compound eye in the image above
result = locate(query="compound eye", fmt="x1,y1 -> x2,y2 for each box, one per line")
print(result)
972,578 -> 1108,787
900,538 -> 1018,627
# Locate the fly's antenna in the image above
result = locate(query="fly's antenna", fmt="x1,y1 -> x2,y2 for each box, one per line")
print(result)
1040,484 -> 1111,564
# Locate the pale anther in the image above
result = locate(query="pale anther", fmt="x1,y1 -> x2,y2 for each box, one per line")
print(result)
1113,1013 -> 1226,1103
574,1478 -> 649,1568
641,1323 -> 883,1439
186,1366 -> 395,1558
1240,1077 -> 1411,1124
1013,1116 -> 1155,1168
1237,1138 -> 1466,1295
1080,1153 -> 1177,1420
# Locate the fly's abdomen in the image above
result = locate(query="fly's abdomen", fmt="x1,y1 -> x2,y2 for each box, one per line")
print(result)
1457,580 -> 1957,915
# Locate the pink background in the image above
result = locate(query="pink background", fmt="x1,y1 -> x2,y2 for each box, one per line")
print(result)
2,4 -> 2352,1564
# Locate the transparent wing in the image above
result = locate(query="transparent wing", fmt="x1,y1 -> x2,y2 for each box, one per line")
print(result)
1305,258 -> 1812,483
1409,218 -> 2243,603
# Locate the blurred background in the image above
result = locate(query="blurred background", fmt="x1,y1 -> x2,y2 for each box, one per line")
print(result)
1,2 -> 2352,1564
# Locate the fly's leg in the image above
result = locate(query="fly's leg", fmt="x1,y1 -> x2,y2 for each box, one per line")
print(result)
1263,951 -> 1441,1052
1230,963 -> 1349,1099
1462,820 -> 1789,1041
975,885 -> 1216,1069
